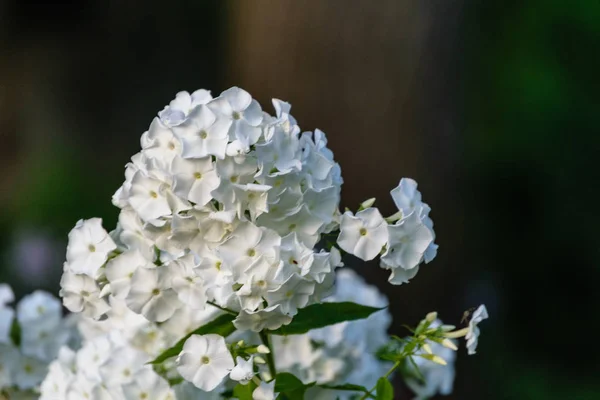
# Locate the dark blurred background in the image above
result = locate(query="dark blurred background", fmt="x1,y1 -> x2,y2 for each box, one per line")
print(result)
1,1 -> 598,398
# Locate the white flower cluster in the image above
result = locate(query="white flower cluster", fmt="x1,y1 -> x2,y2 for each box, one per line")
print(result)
338,178 -> 438,284
45,86 -> 486,399
0,285 -> 78,396
40,295 -> 224,399
60,87 -> 343,332
273,269 -> 392,399
41,332 -> 176,400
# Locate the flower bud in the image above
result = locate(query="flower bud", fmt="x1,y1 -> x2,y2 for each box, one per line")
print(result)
385,210 -> 403,223
359,198 -> 376,210
254,356 -> 266,364
441,339 -> 458,351
256,345 -> 270,354
419,354 -> 447,366
425,311 -> 438,323
422,343 -> 433,354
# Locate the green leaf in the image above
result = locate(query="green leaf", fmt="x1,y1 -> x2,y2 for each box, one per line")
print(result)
149,313 -> 236,365
319,383 -> 369,392
319,383 -> 375,398
275,373 -> 306,392
275,373 -> 314,400
270,302 -> 384,335
233,381 -> 257,400
376,378 -> 394,400
10,318 -> 21,347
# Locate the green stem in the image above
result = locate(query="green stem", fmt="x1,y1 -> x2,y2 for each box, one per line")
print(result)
259,331 -> 277,379
207,301 -> 237,315
360,360 -> 401,400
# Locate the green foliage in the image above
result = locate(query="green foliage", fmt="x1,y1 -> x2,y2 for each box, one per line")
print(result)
275,372 -> 314,400
10,318 -> 21,347
375,378 -> 394,400
319,384 -> 374,398
149,313 -> 236,365
270,302 -> 384,335
233,381 -> 257,400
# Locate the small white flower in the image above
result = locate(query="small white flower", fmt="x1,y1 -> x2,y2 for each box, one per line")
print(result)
13,354 -> 48,390
337,208 -> 388,261
158,89 -> 213,127
466,305 -> 489,355
173,104 -> 231,159
121,367 -> 174,400
128,171 -> 172,223
105,249 -> 149,299
169,253 -> 207,309
229,356 -> 255,384
253,380 -> 277,400
171,156 -> 220,207
176,334 -> 234,391
17,290 -> 62,328
66,218 -> 116,277
126,265 -> 181,322
0,284 -> 15,344
0,284 -> 14,305
60,272 -> 110,320
381,211 -> 433,271
0,344 -> 19,388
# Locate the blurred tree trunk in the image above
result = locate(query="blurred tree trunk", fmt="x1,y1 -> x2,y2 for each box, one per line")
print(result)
225,0 -> 468,396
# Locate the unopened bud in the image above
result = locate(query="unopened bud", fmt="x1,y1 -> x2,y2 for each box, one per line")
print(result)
442,327 -> 469,339
425,312 -> 438,323
419,354 -> 447,366
237,340 -> 245,347
441,339 -> 458,351
360,198 -> 376,210
440,324 -> 456,332
385,210 -> 403,223
254,356 -> 266,364
422,343 -> 433,354
261,371 -> 272,382
256,345 -> 270,354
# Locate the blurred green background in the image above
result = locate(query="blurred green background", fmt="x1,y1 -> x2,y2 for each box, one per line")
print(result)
0,1 -> 598,398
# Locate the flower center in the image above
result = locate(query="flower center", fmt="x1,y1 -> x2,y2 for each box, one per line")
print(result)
201,356 -> 211,364
232,111 -> 242,120
199,130 -> 208,139
257,280 -> 267,288
215,261 -> 222,271
149,191 -> 158,199
230,176 -> 239,183
359,228 -> 367,236
288,224 -> 296,231
247,249 -> 256,257
168,142 -> 175,150
88,244 -> 96,252
194,172 -> 202,180
152,288 -> 161,296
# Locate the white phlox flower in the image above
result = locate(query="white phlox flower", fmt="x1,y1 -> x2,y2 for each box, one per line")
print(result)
337,208 -> 388,261
66,218 -> 116,277
176,334 -> 234,391
229,356 -> 256,384
466,304 -> 489,355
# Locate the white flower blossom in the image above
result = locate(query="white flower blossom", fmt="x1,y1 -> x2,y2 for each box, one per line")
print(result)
337,208 -> 388,261
66,218 -> 116,277
229,356 -> 255,384
466,304 -> 489,355
253,380 -> 277,400
176,334 -> 234,391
